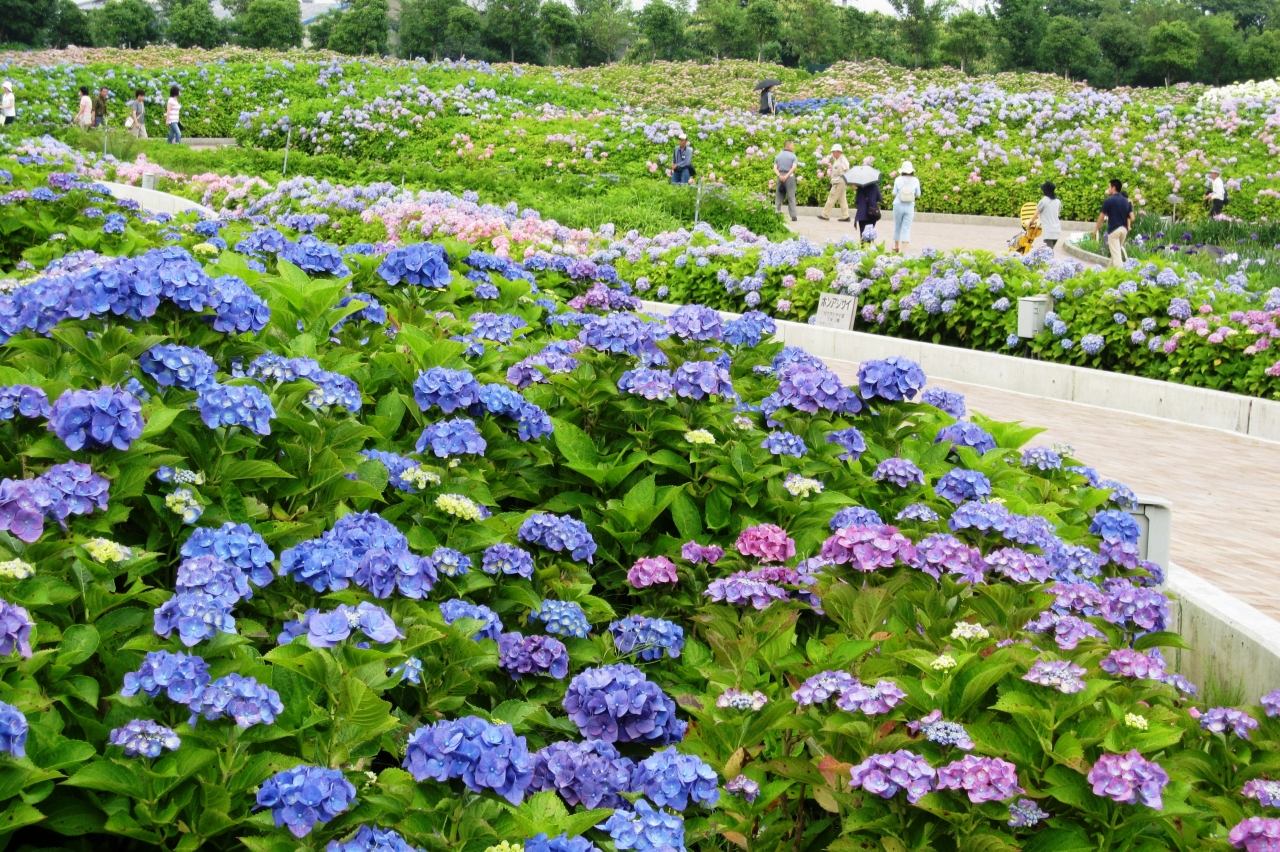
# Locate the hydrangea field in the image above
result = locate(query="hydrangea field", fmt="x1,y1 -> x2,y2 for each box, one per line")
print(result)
4,135 -> 1280,852
4,48 -> 1280,223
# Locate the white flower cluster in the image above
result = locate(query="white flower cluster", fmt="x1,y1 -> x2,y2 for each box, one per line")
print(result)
1199,78 -> 1280,109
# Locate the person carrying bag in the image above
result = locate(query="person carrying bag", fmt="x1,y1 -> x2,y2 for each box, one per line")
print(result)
818,143 -> 852,222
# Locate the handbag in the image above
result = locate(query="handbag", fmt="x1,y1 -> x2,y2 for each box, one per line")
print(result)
124,116 -> 135,129
866,202 -> 881,224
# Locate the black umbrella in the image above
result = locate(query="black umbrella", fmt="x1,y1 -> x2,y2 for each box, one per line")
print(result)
753,78 -> 782,91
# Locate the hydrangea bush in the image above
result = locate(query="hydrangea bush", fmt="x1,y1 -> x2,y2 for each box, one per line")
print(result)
1,142 -> 1279,852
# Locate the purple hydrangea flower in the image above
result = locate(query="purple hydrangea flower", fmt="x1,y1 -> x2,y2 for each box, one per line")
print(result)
326,825 -> 423,852
821,524 -> 917,571
898,503 -> 939,522
1242,779 -> 1280,808
529,739 -> 634,809
705,572 -> 789,609
1230,817 -> 1280,852
0,702 -> 27,757
1025,611 -> 1107,650
908,709 -> 974,750
1100,648 -> 1167,680
562,663 -> 685,745
403,716 -> 533,804
1023,659 -> 1087,694
673,360 -> 736,400
984,547 -> 1051,583
836,679 -> 906,715
726,774 -> 760,802
618,368 -> 675,400
108,719 -> 181,758
498,632 -> 570,680
519,513 -> 597,563
256,765 -> 357,838
680,541 -> 724,564
849,750 -> 936,803
627,555 -> 678,588
1262,689 -> 1280,718
935,422 -> 997,454
139,344 -> 218,391
602,800 -> 685,852
187,672 -> 284,728
934,469 -> 992,504
1021,446 -> 1062,471
1201,707 -> 1259,740
937,756 -> 1023,803
1008,798 -> 1049,828
174,555 -> 253,607
667,304 -> 724,341
920,387 -> 966,417
827,427 -> 867,461
0,598 -> 35,659
482,543 -> 536,579
0,385 -> 51,420
829,506 -> 882,530
874,457 -> 925,488
858,357 -> 926,402
793,670 -> 859,705
48,386 -> 144,451
1087,750 -> 1169,809
913,533 -> 985,583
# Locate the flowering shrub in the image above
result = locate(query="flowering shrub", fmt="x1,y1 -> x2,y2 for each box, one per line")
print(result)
1,166 -> 1279,852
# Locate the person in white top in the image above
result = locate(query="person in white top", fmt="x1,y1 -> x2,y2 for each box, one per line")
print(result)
74,86 -> 94,130
165,85 -> 182,145
818,143 -> 852,222
1031,181 -> 1063,250
890,160 -> 922,254
1,82 -> 15,126
1205,166 -> 1225,217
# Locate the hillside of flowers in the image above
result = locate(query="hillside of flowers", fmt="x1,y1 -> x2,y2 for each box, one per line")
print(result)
6,47 -> 1280,223
4,135 -> 1280,852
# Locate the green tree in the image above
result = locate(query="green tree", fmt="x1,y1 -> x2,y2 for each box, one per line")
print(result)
995,0 -> 1046,71
168,0 -> 226,47
48,0 -> 94,48
0,0 -> 56,45
574,0 -> 631,64
1094,12 -> 1143,85
889,0 -> 949,68
539,0 -> 578,63
328,0 -> 390,54
446,3 -> 482,52
784,0 -> 837,66
90,0 -> 162,47
637,0 -> 684,60
1195,13 -> 1243,85
1241,28 -> 1280,78
838,7 -> 877,62
1040,16 -> 1096,80
399,0 -> 456,59
687,0 -> 744,60
309,10 -> 339,47
745,0 -> 780,62
939,10 -> 992,73
238,0 -> 303,49
1145,19 -> 1200,86
486,0 -> 543,62
1198,0 -> 1276,33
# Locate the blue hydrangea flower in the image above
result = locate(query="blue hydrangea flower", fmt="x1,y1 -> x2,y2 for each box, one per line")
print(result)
1021,446 -> 1062,471
723,311 -> 776,346
672,360 -> 736,400
415,417 -> 486,458
563,663 -> 686,745
0,385 -> 52,421
530,600 -> 590,638
426,546 -> 471,578
109,719 -> 181,758
333,292 -> 387,332
934,469 -> 992,504
280,602 -> 403,648
440,598 -> 503,642
0,702 -> 28,757
761,431 -> 807,457
196,383 -> 275,434
830,506 -> 883,530
377,243 -> 451,288
121,650 -> 211,704
618,368 -> 675,400
361,448 -> 425,493
256,765 -> 357,838
498,632 -> 571,680
413,367 -> 482,413
935,422 -> 997,454
139,344 -> 219,390
48,386 -> 144,451
667,304 -> 724,341
482,543 -> 535,578
826,427 -> 866,461
858,356 -> 926,402
530,739 -> 634,809
187,673 -> 284,727
470,312 -> 528,342
630,747 -> 720,810
279,537 -> 360,592
403,716 -> 534,804
279,235 -> 349,276
519,513 -> 597,563
609,615 -> 684,660
209,275 -> 272,334
174,555 -> 253,606
920,387 -> 966,417
874,457 -> 925,488
326,825 -> 424,852
153,593 -> 236,647
477,383 -> 554,441
602,800 -> 686,852
898,503 -> 940,522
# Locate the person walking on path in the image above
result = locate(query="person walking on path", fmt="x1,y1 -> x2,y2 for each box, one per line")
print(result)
890,160 -> 921,253
1205,167 -> 1225,217
669,135 -> 692,184
818,143 -> 852,222
92,86 -> 109,128
1031,181 -> 1062,250
1093,178 -> 1133,269
759,85 -> 776,115
73,86 -> 93,130
773,140 -> 798,221
128,89 -> 147,139
854,179 -> 883,241
165,86 -> 182,145
1,82 -> 15,126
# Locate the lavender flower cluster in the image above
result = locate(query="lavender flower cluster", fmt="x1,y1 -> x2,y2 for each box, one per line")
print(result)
562,664 -> 685,745
280,511 -> 435,597
403,716 -> 533,804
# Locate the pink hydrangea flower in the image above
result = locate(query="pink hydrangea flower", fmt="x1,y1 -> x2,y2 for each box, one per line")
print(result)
735,524 -> 796,563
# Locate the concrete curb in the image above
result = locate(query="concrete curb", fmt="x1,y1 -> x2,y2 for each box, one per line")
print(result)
792,206 -> 1095,231
100,181 -> 216,218
1064,236 -> 1110,266
639,299 -> 1280,443
1166,563 -> 1280,694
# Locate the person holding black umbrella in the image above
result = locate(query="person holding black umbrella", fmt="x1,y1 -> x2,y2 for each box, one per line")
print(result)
755,79 -> 780,115
854,180 -> 883,241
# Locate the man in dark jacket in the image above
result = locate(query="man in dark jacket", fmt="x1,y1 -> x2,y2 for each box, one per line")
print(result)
854,181 -> 883,240
92,87 -> 109,128
670,135 -> 693,184
759,85 -> 776,115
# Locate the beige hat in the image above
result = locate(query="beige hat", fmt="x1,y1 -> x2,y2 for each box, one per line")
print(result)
899,160 -> 915,174
1,82 -> 10,91
831,143 -> 843,152
1208,166 -> 1221,174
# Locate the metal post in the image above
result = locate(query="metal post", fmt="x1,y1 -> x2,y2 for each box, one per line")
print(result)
103,124 -> 108,158
694,180 -> 703,225
282,127 -> 292,177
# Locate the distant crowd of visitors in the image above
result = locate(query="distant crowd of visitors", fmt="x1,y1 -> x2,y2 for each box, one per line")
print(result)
66,85 -> 183,143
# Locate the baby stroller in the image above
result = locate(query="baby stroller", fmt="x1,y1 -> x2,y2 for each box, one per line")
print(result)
1007,202 -> 1042,255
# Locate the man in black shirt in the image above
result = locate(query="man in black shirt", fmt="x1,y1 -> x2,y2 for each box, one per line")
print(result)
1093,179 -> 1133,269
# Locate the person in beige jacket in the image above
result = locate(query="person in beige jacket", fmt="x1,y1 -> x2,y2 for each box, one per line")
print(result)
818,143 -> 852,222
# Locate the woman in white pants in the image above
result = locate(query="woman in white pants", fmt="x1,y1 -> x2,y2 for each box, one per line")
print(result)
891,161 -> 921,254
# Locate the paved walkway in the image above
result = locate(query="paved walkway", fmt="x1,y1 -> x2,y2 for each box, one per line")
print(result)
784,211 -> 1089,255
822,357 -> 1280,619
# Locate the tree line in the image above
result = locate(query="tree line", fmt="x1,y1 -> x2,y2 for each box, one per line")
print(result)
2,0 -> 1278,89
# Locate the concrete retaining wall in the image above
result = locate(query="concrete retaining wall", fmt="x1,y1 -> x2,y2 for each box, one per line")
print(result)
639,300 -> 1280,443
100,181 -> 216,218
1166,564 -> 1280,694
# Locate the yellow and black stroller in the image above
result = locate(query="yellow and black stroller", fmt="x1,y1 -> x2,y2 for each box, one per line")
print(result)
1007,202 -> 1042,255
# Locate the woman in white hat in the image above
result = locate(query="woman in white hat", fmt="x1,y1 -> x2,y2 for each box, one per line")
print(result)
818,143 -> 852,222
1,82 -> 15,126
891,160 -> 922,253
